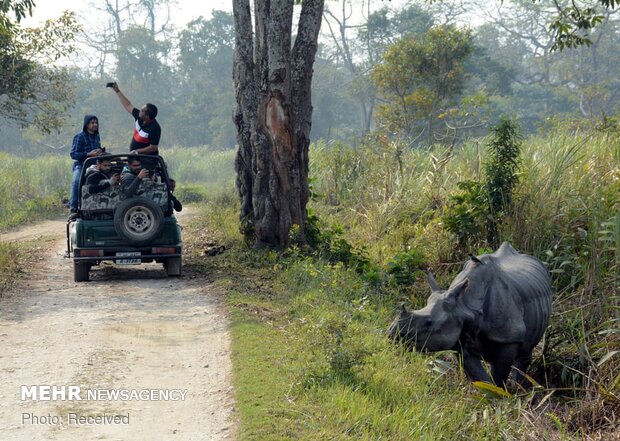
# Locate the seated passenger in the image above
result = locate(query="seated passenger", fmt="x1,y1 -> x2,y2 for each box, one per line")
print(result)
85,156 -> 121,194
169,179 -> 182,212
121,156 -> 153,197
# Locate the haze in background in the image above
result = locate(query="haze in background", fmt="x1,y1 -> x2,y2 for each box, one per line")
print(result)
23,0 -> 233,28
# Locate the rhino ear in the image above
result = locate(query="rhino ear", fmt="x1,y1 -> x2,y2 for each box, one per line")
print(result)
497,242 -> 517,256
399,303 -> 408,317
468,254 -> 483,265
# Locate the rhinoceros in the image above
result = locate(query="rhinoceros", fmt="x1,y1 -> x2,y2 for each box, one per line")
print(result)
388,242 -> 552,387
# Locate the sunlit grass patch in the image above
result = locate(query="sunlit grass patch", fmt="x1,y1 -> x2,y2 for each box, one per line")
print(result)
0,241 -> 20,293
0,153 -> 69,230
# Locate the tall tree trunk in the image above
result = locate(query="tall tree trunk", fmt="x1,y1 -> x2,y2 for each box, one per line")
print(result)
233,0 -> 324,249
233,0 -> 256,239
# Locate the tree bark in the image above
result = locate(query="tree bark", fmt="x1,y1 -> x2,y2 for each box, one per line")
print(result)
233,0 -> 324,249
232,0 -> 256,238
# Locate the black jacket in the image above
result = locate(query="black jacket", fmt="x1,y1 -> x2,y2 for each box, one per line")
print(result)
170,195 -> 182,212
85,168 -> 113,194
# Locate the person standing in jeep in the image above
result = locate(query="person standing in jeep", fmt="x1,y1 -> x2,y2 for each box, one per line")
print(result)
69,114 -> 104,214
109,82 -> 161,157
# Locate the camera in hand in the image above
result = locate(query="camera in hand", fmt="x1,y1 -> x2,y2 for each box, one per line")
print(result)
105,82 -> 115,88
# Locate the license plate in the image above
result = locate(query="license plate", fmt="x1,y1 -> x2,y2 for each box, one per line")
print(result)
115,252 -> 141,265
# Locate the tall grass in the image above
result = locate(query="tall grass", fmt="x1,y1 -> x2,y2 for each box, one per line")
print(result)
163,146 -> 235,197
309,130 -> 619,266
2,128 -> 617,438
0,152 -> 70,230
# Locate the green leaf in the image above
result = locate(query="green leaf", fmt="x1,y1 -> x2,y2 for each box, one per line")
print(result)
472,381 -> 512,398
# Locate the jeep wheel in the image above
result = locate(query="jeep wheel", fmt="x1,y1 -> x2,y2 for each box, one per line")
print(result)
114,197 -> 164,246
165,257 -> 182,277
74,261 -> 90,282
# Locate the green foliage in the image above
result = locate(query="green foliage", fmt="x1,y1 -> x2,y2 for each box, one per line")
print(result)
303,208 -> 372,276
173,11 -> 236,147
307,123 -> 618,436
443,118 -> 523,248
372,25 -> 474,141
357,4 -> 434,66
0,6 -> 80,132
442,180 -> 488,248
472,2 -> 620,133
116,26 -> 172,91
386,247 -> 426,287
310,58 -> 361,142
173,183 -> 209,203
485,118 -> 522,215
0,0 -> 34,27
309,140 -> 363,206
196,216 -> 521,440
163,146 -> 235,187
0,147 -> 235,231
538,0 -> 615,51
178,11 -> 234,72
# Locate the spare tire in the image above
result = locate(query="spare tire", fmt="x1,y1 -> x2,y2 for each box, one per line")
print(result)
114,197 -> 164,245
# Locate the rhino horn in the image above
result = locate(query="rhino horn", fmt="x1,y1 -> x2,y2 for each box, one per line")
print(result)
427,269 -> 441,292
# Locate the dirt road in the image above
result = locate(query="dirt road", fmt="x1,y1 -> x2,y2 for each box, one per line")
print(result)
0,211 -> 236,440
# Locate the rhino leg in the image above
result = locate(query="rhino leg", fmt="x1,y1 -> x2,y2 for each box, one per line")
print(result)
460,348 -> 492,383
512,350 -> 533,385
490,343 -> 519,388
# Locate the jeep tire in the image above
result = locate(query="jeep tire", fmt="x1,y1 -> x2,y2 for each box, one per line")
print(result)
164,257 -> 182,277
74,261 -> 90,282
114,197 -> 164,246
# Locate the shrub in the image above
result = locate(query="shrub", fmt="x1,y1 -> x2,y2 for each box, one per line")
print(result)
386,247 -> 426,287
443,118 -> 522,250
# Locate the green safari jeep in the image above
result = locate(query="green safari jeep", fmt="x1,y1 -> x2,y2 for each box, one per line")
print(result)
66,154 -> 182,282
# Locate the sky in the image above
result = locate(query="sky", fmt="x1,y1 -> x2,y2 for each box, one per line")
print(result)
22,0 -> 414,29
22,0 -> 234,28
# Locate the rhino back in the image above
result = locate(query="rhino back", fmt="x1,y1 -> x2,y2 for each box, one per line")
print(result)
452,249 -> 552,347
494,253 -> 552,348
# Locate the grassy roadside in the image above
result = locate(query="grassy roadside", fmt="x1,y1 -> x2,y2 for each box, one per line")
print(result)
0,236 -> 60,295
0,152 -> 69,231
184,200 -> 542,441
0,242 -> 21,293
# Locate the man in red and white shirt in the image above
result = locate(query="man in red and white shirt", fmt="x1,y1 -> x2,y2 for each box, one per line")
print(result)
110,82 -> 161,156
